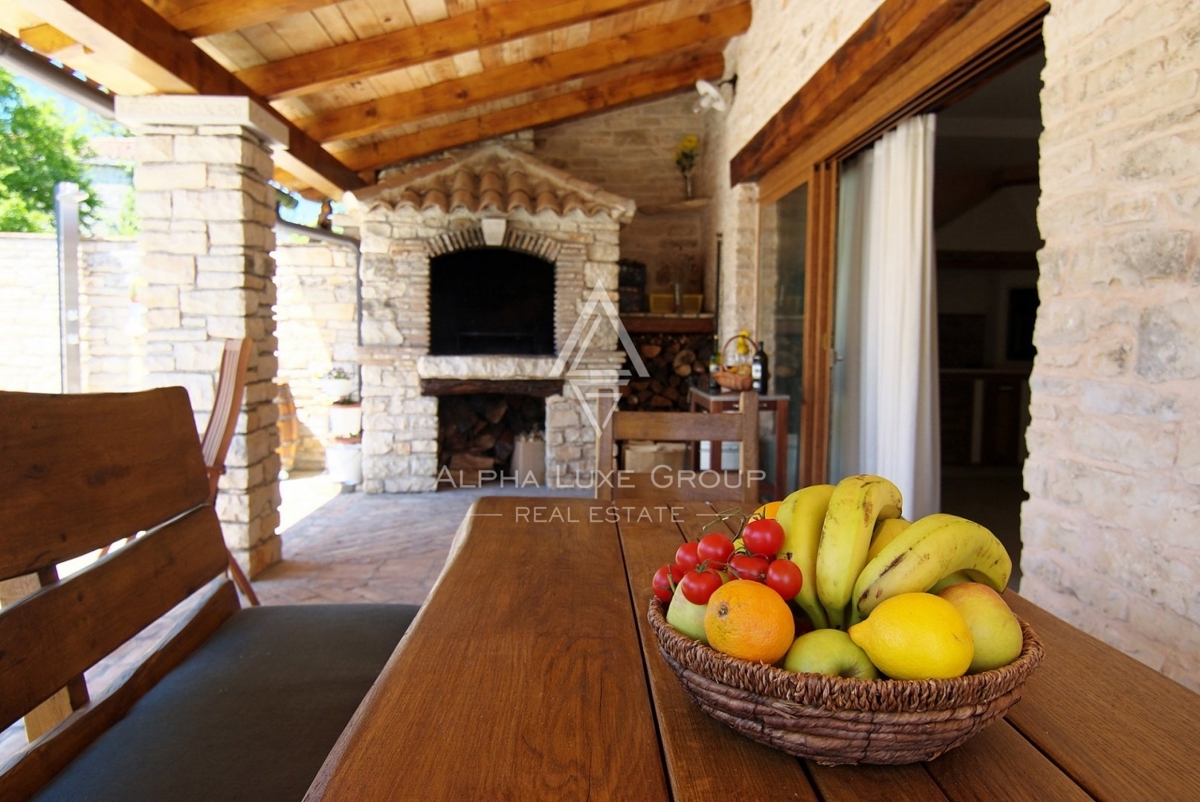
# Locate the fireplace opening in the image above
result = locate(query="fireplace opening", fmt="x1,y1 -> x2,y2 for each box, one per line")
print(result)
437,394 -> 545,487
430,248 -> 555,355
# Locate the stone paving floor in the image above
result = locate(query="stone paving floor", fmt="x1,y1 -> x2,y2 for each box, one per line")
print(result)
0,475 -> 588,764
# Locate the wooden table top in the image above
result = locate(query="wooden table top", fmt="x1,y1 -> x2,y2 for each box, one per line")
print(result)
306,497 -> 1200,801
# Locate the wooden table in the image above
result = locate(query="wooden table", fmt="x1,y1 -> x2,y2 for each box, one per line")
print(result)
306,497 -> 1200,801
689,387 -> 790,500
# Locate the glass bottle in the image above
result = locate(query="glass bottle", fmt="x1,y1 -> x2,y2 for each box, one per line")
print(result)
751,341 -> 769,394
707,334 -> 721,392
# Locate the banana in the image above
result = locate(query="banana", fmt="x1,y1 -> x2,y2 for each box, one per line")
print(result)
849,513 -> 1012,624
775,484 -> 835,630
866,517 -> 911,563
815,475 -> 903,628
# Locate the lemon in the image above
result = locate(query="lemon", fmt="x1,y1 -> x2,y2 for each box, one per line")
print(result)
847,592 -> 973,680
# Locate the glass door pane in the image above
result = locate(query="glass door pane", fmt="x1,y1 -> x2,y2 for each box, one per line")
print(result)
758,184 -> 808,492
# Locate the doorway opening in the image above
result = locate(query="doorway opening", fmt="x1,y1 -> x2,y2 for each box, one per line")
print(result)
932,45 -> 1044,589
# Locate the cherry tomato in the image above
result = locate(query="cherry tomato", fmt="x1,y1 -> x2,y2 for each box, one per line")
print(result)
680,567 -> 724,605
652,563 -> 685,602
727,554 -> 769,583
697,533 -> 736,567
766,559 -> 803,600
675,542 -> 701,573
742,518 -> 786,558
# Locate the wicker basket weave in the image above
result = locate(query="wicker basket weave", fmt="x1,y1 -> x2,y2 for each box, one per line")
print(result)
649,597 -> 1045,765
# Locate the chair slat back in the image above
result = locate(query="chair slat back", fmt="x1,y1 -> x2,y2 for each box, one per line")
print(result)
596,391 -> 760,505
1,388 -> 212,580
200,338 -> 252,502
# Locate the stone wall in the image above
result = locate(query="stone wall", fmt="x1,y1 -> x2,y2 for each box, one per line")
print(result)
0,234 -> 65,393
535,95 -> 706,299
80,238 -> 143,392
1021,0 -> 1200,690
0,233 -> 142,394
274,239 -> 361,470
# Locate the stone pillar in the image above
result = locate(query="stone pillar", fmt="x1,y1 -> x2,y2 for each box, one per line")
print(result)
116,96 -> 285,576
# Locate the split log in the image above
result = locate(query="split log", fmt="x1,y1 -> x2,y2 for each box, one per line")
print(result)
450,452 -> 495,471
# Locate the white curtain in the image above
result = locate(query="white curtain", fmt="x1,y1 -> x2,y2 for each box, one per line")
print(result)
833,114 -> 941,517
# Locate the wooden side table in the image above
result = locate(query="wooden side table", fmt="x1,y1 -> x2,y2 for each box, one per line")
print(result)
687,387 -> 790,501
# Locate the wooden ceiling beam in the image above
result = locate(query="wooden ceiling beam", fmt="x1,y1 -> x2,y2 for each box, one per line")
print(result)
14,0 -> 363,196
302,4 -> 750,144
236,0 -> 667,101
731,0 -> 981,186
142,0 -> 342,38
338,51 -> 725,173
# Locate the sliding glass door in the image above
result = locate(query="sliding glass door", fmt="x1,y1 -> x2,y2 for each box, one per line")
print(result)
757,185 -> 809,492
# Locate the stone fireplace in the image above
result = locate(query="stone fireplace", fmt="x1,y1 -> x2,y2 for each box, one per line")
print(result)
344,145 -> 634,492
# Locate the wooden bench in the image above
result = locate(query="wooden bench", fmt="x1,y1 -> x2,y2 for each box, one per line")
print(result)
0,387 -> 418,801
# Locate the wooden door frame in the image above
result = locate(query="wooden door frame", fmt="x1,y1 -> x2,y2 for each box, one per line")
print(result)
736,0 -> 1048,486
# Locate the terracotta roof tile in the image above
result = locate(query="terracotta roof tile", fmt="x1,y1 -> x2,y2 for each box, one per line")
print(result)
346,145 -> 636,223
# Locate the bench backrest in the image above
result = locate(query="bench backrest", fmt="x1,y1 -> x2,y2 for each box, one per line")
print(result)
0,387 -> 241,797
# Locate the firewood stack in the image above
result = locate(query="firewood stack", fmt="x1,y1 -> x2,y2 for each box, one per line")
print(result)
621,334 -> 715,412
438,394 -> 544,486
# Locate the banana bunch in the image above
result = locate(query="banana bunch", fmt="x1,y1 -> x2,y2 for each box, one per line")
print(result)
772,476 -> 1011,631
773,484 -> 835,629
848,513 -> 1011,625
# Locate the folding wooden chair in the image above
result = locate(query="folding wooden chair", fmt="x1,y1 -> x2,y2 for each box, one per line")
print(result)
201,338 -> 260,606
595,390 -> 760,505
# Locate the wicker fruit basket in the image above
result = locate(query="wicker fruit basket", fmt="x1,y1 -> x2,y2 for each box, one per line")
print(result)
713,333 -> 756,391
648,598 -> 1045,766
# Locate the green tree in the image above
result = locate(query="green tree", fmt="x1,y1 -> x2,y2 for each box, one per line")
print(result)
0,68 -> 97,232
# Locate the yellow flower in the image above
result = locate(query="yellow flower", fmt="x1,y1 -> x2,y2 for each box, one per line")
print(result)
675,134 -> 700,175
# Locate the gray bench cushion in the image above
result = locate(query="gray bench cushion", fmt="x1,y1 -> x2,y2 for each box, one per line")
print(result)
33,603 -> 418,802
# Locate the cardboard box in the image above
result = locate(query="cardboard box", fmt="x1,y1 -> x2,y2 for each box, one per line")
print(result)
622,441 -> 687,473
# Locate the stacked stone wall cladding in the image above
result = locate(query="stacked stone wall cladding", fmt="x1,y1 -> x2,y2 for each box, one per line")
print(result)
535,95 -> 707,297
1022,0 -> 1200,690
120,97 -> 284,576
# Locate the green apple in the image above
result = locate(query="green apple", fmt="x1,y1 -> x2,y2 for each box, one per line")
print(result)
783,629 -> 879,679
666,583 -> 709,644
937,582 -> 1023,673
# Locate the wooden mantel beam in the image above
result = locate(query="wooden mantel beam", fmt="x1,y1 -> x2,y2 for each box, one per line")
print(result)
338,51 -> 725,173
235,0 -> 667,101
302,5 -> 751,144
14,0 -> 364,196
142,0 -> 342,38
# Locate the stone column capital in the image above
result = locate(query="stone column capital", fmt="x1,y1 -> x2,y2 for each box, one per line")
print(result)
115,95 -> 289,148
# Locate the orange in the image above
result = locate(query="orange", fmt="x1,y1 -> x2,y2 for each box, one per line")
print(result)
747,500 -> 783,522
704,580 -> 795,664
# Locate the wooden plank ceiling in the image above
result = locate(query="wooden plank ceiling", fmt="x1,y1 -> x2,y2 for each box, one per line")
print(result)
2,0 -> 750,199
